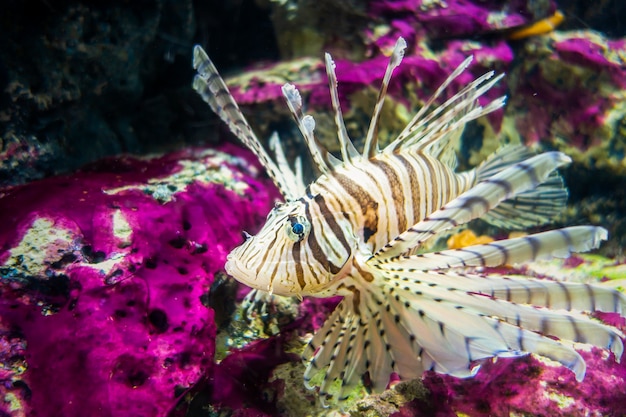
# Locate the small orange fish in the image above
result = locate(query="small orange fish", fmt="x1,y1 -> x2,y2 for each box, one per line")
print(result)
507,10 -> 564,40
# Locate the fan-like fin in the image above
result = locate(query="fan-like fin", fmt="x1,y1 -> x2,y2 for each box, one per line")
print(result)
381,281 -> 589,380
362,37 -> 407,158
387,270 -> 626,316
281,84 -> 340,174
377,226 -> 607,270
483,175 -> 568,228
324,53 -> 359,164
303,280 -> 427,406
192,45 -> 299,200
477,146 -> 568,228
425,126 -> 464,170
303,253 -> 622,406
479,274 -> 626,315
373,151 -> 571,260
388,56 -> 473,151
406,74 -> 505,153
376,271 -> 625,361
384,57 -> 506,156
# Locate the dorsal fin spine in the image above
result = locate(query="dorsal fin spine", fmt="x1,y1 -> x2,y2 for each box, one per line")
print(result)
362,37 -> 408,159
192,45 -> 298,200
282,84 -> 339,174
325,53 -> 359,164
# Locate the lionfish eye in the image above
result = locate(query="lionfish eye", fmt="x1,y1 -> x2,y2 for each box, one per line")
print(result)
286,214 -> 310,242
292,223 -> 304,234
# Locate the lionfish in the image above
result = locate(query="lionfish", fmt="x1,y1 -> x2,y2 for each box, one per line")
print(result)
192,38 -> 625,404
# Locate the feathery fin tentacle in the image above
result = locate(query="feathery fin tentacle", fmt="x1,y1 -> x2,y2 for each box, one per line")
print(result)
375,226 -> 607,270
281,84 -> 340,174
363,37 -> 407,158
192,45 -> 299,200
325,53 -> 359,164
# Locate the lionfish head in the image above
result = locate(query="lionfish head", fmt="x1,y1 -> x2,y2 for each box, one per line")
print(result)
225,198 -> 354,297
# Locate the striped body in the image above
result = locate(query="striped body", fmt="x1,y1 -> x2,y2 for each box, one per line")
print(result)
310,151 -> 474,255
193,38 -> 626,406
227,150 -> 474,297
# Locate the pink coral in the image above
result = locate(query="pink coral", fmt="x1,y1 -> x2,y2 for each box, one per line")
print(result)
394,348 -> 626,417
368,0 -> 555,49
0,144 -> 278,417
509,32 -> 626,149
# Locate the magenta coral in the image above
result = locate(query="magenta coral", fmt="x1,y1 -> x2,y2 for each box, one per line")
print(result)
0,144 -> 278,417
396,347 -> 626,417
509,32 -> 626,149
368,0 -> 555,48
554,36 -> 626,89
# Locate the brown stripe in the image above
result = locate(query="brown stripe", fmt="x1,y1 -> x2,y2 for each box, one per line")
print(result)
395,154 -> 421,225
419,154 -> 439,213
320,183 -> 351,221
313,193 -> 352,255
371,159 -> 407,233
268,256 -> 280,291
334,173 -> 379,243
264,235 -> 287,291
347,285 -> 361,316
254,237 -> 275,275
314,186 -> 352,260
353,259 -> 375,282
301,243 -> 321,285
362,167 -> 390,241
292,241 -> 306,290
304,202 -> 343,275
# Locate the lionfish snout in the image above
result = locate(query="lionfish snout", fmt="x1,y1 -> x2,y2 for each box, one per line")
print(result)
224,244 -> 260,290
225,235 -> 285,294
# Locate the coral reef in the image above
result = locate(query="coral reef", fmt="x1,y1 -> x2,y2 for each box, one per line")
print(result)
367,0 -> 556,48
395,347 -> 626,417
0,144 -> 277,417
2,0 -> 626,416
506,31 -> 626,170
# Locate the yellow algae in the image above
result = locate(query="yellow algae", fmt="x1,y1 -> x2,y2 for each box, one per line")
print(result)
447,229 -> 494,249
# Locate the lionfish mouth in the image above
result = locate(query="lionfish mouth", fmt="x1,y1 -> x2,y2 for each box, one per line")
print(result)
224,246 -> 265,292
224,249 -> 243,278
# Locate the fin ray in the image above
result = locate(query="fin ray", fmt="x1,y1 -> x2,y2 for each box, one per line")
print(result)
268,132 -> 306,198
385,57 -> 506,156
379,272 -> 625,359
363,37 -> 407,158
282,84 -> 340,174
477,146 -> 568,228
377,226 -> 607,270
193,45 -> 299,200
325,53 -> 359,163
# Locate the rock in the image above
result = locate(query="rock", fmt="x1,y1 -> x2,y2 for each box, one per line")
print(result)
0,144 -> 277,417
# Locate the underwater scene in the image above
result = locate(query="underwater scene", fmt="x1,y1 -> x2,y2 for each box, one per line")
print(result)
1,0 -> 626,416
